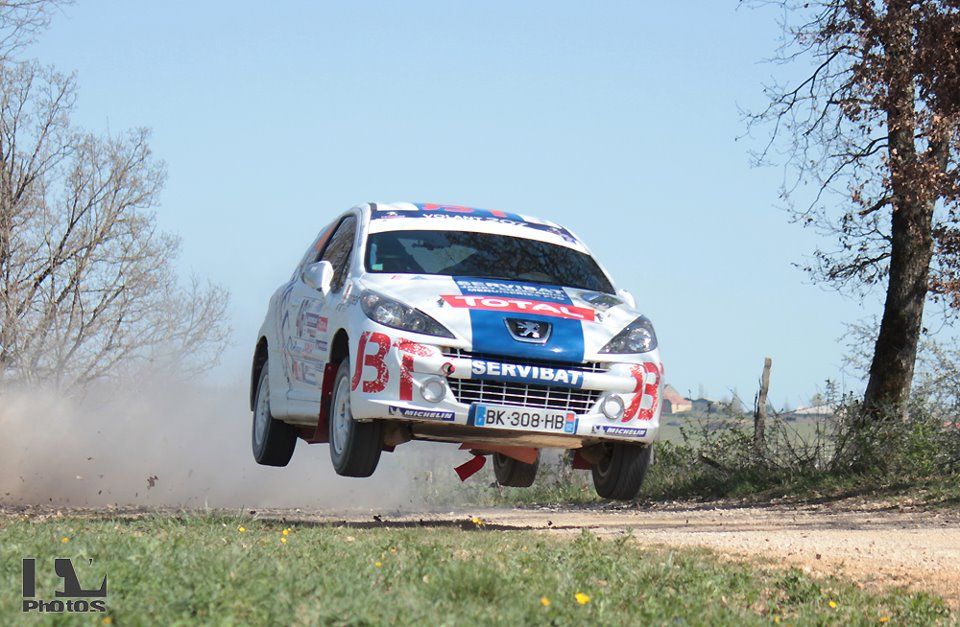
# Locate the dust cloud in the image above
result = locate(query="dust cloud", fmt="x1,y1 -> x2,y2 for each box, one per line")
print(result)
0,377 -> 472,511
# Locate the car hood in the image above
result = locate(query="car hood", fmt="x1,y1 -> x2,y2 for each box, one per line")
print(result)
357,274 -> 647,363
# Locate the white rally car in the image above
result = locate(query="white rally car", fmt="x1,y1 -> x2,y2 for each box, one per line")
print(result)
250,202 -> 662,500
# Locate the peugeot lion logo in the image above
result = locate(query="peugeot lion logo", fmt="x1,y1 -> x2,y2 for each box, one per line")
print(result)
516,321 -> 543,338
505,318 -> 552,343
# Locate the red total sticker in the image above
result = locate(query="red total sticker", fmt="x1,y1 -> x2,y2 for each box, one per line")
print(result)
441,295 -> 595,322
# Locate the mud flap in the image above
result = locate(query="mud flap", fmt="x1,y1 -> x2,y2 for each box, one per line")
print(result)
454,455 -> 487,481
572,450 -> 592,470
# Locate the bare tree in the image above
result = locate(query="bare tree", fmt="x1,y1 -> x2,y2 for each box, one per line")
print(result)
0,4 -> 229,389
0,0 -> 66,61
748,1 -> 960,418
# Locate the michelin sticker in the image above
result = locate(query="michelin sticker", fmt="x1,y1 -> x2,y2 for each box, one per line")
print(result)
388,406 -> 456,422
592,425 -> 648,437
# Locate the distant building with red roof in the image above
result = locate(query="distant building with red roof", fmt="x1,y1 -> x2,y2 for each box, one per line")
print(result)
662,384 -> 692,415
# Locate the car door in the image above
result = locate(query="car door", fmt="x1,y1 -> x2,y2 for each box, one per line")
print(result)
282,215 -> 357,402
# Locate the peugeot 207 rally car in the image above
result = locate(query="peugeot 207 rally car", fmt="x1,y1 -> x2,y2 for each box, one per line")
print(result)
250,202 -> 662,500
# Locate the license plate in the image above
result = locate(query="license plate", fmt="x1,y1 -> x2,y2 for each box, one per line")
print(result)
470,404 -> 578,434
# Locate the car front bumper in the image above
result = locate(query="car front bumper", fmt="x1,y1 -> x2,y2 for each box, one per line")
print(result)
348,333 -> 662,446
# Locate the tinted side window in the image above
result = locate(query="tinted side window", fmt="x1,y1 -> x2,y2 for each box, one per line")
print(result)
318,216 -> 357,292
293,224 -> 335,279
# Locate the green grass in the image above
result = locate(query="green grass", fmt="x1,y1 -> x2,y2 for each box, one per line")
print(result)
0,514 -> 949,625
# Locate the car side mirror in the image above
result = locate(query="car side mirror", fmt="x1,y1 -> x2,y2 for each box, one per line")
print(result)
617,288 -> 636,309
303,260 -> 334,294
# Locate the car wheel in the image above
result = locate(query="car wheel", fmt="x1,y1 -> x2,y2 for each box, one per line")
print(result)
591,443 -> 652,500
252,360 -> 297,466
493,451 -> 540,487
328,357 -> 383,477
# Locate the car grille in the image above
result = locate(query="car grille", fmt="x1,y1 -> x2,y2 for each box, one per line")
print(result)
447,378 -> 601,414
440,348 -> 608,373
441,348 -> 604,414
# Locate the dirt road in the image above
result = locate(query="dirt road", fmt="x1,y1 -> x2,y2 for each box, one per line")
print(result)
258,501 -> 960,607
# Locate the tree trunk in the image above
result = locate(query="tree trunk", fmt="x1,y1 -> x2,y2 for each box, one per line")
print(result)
862,198 -> 934,419
862,0 -> 933,421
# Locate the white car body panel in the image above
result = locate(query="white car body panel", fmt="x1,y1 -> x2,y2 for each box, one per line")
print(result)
253,202 -> 662,446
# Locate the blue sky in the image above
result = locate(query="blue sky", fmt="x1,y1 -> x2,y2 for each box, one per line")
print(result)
30,1 -> 878,407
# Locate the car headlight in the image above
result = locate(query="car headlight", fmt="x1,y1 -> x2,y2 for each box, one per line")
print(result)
599,316 -> 658,354
360,290 -> 455,338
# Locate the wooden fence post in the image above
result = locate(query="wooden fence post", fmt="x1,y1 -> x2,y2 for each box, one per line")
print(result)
754,357 -> 772,457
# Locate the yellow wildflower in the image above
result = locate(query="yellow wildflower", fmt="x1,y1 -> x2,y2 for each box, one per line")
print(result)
540,596 -> 551,607
280,537 -> 287,544
237,526 -> 246,533
879,618 -> 890,624
575,592 -> 590,605
375,561 -> 382,568
282,528 -> 290,536
102,618 -> 113,625
829,600 -> 838,609
60,537 -> 69,543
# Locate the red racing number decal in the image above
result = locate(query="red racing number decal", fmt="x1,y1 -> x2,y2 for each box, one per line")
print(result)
399,354 -> 414,401
396,338 -> 431,401
396,338 -> 436,357
624,362 -> 660,421
351,332 -> 391,393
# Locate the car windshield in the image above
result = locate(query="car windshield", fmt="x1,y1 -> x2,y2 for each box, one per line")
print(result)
365,229 -> 614,293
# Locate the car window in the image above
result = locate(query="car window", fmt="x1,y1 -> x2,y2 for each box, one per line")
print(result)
317,216 -> 357,293
365,229 -> 614,293
293,223 -> 335,280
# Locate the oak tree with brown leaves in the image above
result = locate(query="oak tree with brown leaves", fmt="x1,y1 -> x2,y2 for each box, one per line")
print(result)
750,0 -> 960,418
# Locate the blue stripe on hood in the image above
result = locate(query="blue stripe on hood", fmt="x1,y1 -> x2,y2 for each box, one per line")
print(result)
454,278 -> 585,363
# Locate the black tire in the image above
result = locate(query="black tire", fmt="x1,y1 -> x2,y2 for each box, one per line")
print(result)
591,443 -> 652,500
251,360 -> 297,466
493,451 -> 540,487
328,357 -> 383,477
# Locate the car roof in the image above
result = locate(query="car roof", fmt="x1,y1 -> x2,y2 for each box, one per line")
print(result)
364,201 -> 586,250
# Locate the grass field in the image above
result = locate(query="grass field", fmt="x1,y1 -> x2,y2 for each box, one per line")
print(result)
0,513 -> 949,625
